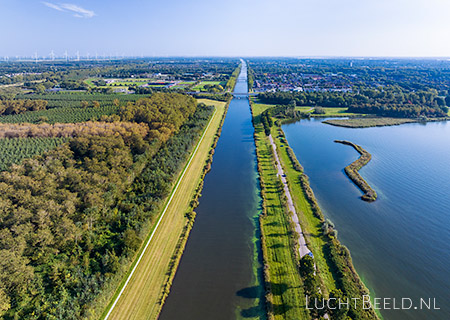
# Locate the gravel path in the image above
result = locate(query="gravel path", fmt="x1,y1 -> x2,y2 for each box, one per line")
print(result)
269,134 -> 312,258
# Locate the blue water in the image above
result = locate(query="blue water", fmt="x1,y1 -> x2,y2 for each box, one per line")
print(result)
283,118 -> 450,320
159,62 -> 266,320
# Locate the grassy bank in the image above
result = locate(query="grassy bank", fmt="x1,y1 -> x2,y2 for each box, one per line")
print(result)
253,111 -> 310,320
335,140 -> 377,202
101,98 -> 229,320
251,99 -> 379,319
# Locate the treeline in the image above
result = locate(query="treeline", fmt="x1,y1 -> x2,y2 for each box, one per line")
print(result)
247,66 -> 255,91
0,93 -> 214,319
347,103 -> 448,118
193,93 -> 232,102
0,121 -> 149,139
0,99 -> 47,115
259,87 -> 449,118
260,110 -> 273,135
258,91 -> 351,107
260,105 -> 306,135
127,86 -> 186,95
201,84 -> 223,93
225,64 -> 241,91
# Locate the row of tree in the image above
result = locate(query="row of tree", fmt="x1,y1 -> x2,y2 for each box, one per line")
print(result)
0,121 -> 149,139
259,88 -> 449,118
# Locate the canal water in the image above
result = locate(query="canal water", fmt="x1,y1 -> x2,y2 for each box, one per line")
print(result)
283,118 -> 450,320
159,62 -> 266,320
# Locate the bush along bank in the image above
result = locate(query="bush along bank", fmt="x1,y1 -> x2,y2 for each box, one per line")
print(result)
334,140 -> 377,202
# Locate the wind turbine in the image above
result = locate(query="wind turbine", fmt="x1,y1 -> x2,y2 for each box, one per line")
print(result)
50,50 -> 55,61
76,51 -> 80,61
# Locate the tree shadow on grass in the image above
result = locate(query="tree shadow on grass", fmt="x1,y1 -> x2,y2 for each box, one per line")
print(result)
269,243 -> 286,249
264,221 -> 280,227
273,303 -> 293,316
270,282 -> 289,295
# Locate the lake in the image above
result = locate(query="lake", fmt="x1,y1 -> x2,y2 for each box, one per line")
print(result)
283,118 -> 450,320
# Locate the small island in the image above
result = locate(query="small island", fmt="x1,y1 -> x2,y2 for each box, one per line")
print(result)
323,117 -> 450,128
324,118 -> 416,128
334,140 -> 377,202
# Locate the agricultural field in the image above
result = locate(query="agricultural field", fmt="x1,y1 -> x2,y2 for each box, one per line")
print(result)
0,105 -> 119,124
84,78 -> 100,87
84,78 -> 153,88
17,93 -> 149,108
108,79 -> 153,86
192,81 -> 226,91
171,81 -> 195,89
0,137 -> 67,171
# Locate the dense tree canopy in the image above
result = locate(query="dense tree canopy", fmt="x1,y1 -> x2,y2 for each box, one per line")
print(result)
0,92 -> 214,319
119,92 -> 197,142
259,87 -> 449,118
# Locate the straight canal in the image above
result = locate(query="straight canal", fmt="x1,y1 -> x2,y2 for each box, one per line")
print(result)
159,61 -> 266,320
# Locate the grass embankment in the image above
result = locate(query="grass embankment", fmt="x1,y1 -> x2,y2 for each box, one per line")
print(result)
253,110 -> 310,320
335,140 -> 377,202
252,100 -> 379,320
102,98 -> 229,320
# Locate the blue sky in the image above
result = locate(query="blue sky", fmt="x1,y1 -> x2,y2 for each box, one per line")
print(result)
1,0 -> 450,57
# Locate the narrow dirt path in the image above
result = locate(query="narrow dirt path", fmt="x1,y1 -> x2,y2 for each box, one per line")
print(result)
269,134 -> 312,258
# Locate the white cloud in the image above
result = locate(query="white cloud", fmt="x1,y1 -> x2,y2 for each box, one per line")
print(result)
42,2 -> 64,11
60,3 -> 95,18
42,2 -> 95,18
